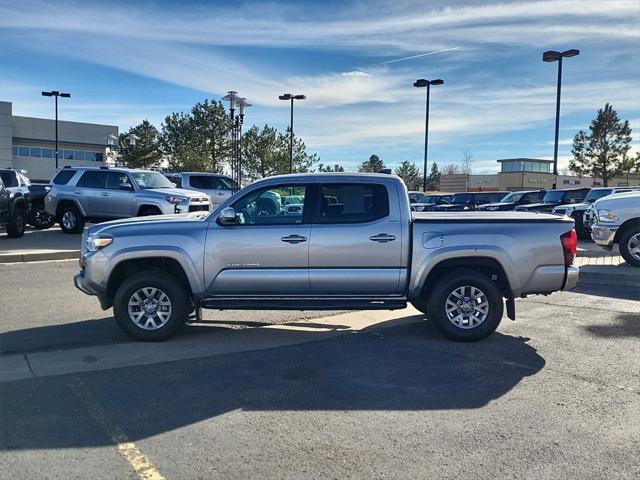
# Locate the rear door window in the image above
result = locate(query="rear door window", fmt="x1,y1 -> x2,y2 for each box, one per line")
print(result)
52,170 -> 77,185
0,172 -> 17,188
318,183 -> 389,224
106,172 -> 131,189
76,171 -> 106,189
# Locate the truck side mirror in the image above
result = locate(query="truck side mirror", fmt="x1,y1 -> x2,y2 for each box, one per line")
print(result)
119,182 -> 134,191
217,207 -> 237,226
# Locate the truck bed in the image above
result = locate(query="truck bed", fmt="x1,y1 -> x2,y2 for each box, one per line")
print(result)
412,211 -> 573,223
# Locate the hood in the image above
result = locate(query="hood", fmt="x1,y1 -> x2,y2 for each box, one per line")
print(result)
477,202 -> 513,209
87,211 -> 208,235
516,202 -> 555,210
145,187 -> 208,200
554,202 -> 589,210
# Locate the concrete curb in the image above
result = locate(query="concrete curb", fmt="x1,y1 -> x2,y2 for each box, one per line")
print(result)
0,250 -> 80,264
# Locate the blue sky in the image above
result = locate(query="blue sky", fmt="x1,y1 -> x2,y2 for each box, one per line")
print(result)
1,0 -> 639,173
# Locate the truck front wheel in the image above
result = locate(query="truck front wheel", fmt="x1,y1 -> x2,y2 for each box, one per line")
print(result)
619,226 -> 640,267
113,271 -> 191,341
426,270 -> 504,342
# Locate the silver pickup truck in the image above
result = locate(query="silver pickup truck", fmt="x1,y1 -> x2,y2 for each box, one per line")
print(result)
74,173 -> 579,342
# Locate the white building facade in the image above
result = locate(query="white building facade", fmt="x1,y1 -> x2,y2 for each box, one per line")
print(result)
0,101 -> 118,182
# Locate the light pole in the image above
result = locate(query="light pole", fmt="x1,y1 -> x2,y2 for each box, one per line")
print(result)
222,91 -> 239,191
235,97 -> 252,190
279,93 -> 305,174
41,90 -> 71,171
543,49 -> 579,189
413,79 -> 443,192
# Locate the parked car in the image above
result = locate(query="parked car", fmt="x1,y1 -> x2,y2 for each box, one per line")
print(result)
411,193 -> 454,212
432,191 -> 509,211
27,184 -> 56,229
0,176 -> 28,237
165,172 -> 237,208
74,173 -> 578,343
408,191 -> 424,204
476,190 -> 546,211
515,188 -> 590,213
45,167 -> 211,234
590,191 -> 640,267
553,187 -> 638,239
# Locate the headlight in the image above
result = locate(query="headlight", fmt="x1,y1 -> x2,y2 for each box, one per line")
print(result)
86,235 -> 113,252
166,195 -> 188,204
597,209 -> 618,223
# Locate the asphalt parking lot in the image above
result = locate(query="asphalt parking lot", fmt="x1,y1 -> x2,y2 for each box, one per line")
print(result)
0,259 -> 639,479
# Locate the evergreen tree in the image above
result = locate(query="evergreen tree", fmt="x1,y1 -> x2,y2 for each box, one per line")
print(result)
119,120 -> 162,169
394,161 -> 422,190
570,103 -> 632,186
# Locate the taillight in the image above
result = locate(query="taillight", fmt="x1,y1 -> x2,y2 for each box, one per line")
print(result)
561,229 -> 577,266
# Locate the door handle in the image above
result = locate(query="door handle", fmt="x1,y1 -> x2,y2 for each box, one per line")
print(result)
100,192 -> 110,197
281,234 -> 307,244
370,233 -> 396,243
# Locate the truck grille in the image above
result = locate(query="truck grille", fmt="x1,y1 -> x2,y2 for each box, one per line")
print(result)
189,205 -> 210,212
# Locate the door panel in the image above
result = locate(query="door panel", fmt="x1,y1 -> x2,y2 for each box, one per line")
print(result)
105,172 -> 135,217
309,183 -> 403,295
205,184 -> 310,296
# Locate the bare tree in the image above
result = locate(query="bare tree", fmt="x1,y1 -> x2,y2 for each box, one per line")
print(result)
461,150 -> 473,174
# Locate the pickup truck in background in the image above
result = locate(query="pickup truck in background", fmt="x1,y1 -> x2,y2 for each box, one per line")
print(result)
74,174 -> 579,342
590,191 -> 640,267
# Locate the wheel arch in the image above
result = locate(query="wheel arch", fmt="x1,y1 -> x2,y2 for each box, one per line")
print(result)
417,256 -> 514,301
137,204 -> 164,216
613,217 -> 640,244
56,198 -> 86,218
105,256 -> 194,309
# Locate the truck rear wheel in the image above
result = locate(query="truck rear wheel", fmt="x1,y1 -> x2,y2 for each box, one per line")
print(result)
619,225 -> 640,267
113,271 -> 190,341
427,269 -> 504,342
58,204 -> 85,234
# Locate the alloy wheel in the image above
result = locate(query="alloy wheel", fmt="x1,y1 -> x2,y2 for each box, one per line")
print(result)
627,233 -> 640,261
62,211 -> 76,230
444,285 -> 490,329
127,287 -> 172,330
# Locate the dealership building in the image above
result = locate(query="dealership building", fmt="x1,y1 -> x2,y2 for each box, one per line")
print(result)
0,101 -> 118,182
440,157 -> 640,192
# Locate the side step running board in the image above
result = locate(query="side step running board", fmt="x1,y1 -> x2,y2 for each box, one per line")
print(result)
200,297 -> 408,311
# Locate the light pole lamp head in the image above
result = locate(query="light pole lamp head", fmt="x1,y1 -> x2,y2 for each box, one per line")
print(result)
543,50 -> 561,62
430,79 -> 444,85
222,91 -> 238,112
60,92 -> 71,98
107,133 -> 118,146
279,93 -> 293,100
41,91 -> 53,97
293,94 -> 306,100
236,97 -> 252,116
413,79 -> 429,88
562,49 -> 579,58
127,133 -> 140,146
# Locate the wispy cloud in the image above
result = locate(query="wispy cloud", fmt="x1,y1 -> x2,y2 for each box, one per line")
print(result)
1,0 -> 638,170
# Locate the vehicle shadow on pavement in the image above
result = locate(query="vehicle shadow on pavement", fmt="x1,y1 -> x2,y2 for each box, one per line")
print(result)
0,320 -> 546,450
574,284 -> 640,302
582,313 -> 640,339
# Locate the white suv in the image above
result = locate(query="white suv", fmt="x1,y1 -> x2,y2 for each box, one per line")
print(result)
590,191 -> 640,267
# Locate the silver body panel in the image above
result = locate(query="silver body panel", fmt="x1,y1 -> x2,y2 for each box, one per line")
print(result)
74,173 -> 578,309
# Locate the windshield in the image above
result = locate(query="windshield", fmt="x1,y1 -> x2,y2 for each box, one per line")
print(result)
190,175 -> 236,190
584,189 -> 612,202
131,171 -> 175,189
500,192 -> 523,203
450,193 -> 472,203
542,191 -> 564,203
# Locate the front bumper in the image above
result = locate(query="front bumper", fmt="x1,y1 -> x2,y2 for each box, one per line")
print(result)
563,266 -> 579,291
74,272 -> 94,295
591,224 -> 618,249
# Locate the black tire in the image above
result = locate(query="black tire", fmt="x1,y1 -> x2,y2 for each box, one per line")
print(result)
6,208 -> 26,238
58,204 -> 85,234
138,206 -> 162,217
410,297 -> 429,316
29,208 -> 56,230
426,269 -> 504,342
619,225 -> 640,268
113,270 -> 190,341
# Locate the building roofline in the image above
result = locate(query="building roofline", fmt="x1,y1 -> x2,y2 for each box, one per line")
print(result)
496,158 -> 554,163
